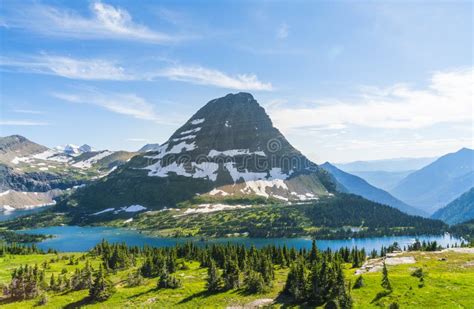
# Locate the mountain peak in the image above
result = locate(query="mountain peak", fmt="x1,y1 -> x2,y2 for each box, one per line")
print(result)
65,94 -> 335,211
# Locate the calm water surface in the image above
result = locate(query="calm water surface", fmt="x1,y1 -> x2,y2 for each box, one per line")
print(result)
21,225 -> 462,252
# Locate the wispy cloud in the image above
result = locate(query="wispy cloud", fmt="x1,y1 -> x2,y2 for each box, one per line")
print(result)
12,109 -> 45,115
0,120 -> 49,126
276,23 -> 289,39
270,67 -> 473,130
1,54 -> 273,91
4,1 -> 178,44
160,66 -> 273,91
51,88 -> 171,124
1,55 -> 130,80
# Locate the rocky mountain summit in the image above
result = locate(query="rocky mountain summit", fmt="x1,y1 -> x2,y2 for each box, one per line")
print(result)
0,135 -> 136,209
62,93 -> 335,213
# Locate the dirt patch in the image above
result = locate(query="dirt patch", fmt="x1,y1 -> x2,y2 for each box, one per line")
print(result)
227,298 -> 274,308
442,248 -> 474,254
355,254 -> 415,275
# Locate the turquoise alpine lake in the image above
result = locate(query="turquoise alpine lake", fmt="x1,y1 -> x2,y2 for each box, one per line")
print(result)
21,225 -> 463,252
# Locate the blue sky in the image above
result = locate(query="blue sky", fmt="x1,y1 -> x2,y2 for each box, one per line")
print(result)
0,0 -> 472,163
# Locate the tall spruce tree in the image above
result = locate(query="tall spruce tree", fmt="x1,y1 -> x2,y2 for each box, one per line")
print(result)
206,259 -> 221,292
381,262 -> 392,291
89,265 -> 116,302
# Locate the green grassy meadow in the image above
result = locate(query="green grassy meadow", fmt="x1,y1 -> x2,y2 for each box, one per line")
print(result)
0,250 -> 472,308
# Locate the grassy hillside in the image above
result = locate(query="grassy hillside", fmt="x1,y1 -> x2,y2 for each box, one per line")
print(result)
0,248 -> 472,308
1,194 -> 448,239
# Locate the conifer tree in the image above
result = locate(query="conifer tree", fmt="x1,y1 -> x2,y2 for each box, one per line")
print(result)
223,259 -> 240,290
206,259 -> 221,292
381,262 -> 392,291
89,265 -> 116,302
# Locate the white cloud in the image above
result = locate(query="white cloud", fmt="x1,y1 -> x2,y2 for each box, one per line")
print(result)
276,23 -> 289,39
52,89 -> 170,124
160,66 -> 273,91
1,55 -> 273,90
1,55 -> 130,80
270,67 -> 473,130
5,1 -> 176,44
0,120 -> 49,126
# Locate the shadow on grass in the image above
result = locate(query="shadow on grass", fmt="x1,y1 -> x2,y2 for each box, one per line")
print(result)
126,287 -> 159,300
178,290 -> 220,304
63,296 -> 92,309
0,297 -> 18,306
371,289 -> 392,304
273,292 -> 316,309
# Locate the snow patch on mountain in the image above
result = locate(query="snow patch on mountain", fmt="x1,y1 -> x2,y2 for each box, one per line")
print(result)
72,151 -> 113,169
92,208 -> 115,215
241,179 -> 288,198
147,141 -> 197,160
172,135 -> 196,143
190,118 -> 205,125
208,149 -> 266,157
181,203 -> 252,215
209,188 -> 229,196
180,127 -> 201,135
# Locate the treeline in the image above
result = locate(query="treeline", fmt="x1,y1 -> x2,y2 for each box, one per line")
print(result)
0,242 -> 56,256
450,219 -> 474,244
0,230 -> 51,243
88,240 -> 364,306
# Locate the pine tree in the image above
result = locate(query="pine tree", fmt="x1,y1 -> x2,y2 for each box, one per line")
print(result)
206,260 -> 221,292
49,274 -> 56,291
309,240 -> 318,264
244,270 -> 266,294
223,259 -> 240,290
89,266 -> 116,302
381,262 -> 392,291
285,259 -> 307,301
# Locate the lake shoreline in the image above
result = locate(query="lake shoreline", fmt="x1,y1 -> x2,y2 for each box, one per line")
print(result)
20,225 -> 463,253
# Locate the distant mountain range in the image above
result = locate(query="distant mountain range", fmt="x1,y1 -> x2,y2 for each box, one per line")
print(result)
335,157 -> 437,172
346,170 -> 413,191
138,143 -> 161,152
320,162 -> 427,217
431,188 -> 474,225
0,135 -> 136,209
390,148 -> 474,214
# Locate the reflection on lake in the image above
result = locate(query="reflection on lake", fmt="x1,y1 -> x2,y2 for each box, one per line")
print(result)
22,225 -> 463,253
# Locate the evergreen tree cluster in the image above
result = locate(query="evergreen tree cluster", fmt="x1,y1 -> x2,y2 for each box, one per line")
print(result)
406,239 -> 441,252
2,264 -> 43,300
0,242 -> 52,256
283,241 -> 353,308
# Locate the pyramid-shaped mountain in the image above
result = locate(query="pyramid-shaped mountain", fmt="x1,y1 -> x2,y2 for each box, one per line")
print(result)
62,93 -> 335,213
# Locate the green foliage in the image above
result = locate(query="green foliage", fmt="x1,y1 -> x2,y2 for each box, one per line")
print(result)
0,243 -> 473,308
244,271 -> 266,294
36,293 -> 48,306
126,270 -> 143,287
119,193 -> 447,239
206,260 -> 221,292
381,263 -> 392,291
3,264 -> 42,300
88,266 -> 115,302
223,259 -> 241,290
